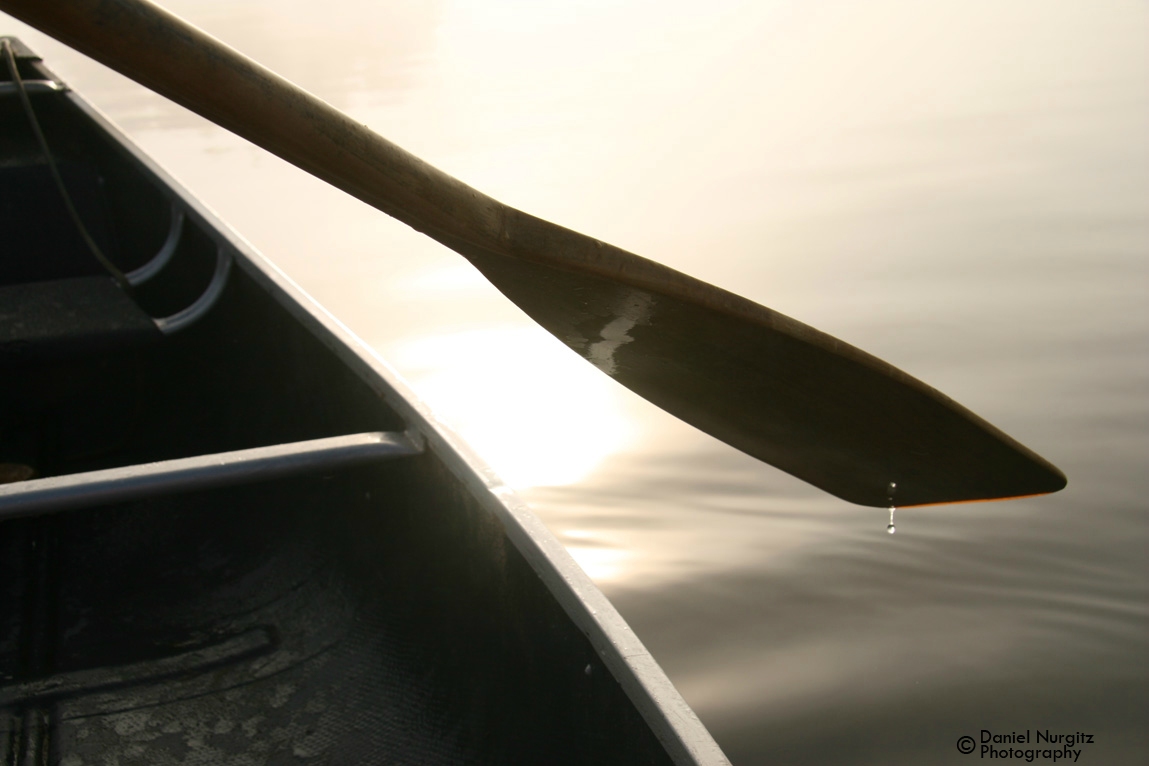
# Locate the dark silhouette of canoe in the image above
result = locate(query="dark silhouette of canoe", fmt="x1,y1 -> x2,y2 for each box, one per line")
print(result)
0,38 -> 728,765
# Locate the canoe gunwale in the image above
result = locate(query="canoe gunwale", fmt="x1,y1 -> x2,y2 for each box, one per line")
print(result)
33,69 -> 732,766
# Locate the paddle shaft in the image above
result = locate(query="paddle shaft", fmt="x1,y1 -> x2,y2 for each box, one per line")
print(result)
2,0 -> 503,237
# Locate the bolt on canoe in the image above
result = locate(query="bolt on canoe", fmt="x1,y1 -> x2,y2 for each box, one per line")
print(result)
0,38 -> 729,765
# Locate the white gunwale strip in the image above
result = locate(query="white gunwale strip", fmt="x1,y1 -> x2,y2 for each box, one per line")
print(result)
65,89 -> 731,766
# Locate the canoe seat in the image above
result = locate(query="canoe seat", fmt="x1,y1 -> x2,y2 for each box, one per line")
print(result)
1,157 -> 232,366
0,276 -> 162,363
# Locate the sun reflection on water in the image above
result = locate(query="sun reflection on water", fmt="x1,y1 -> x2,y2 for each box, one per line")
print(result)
562,530 -> 631,583
393,324 -> 636,489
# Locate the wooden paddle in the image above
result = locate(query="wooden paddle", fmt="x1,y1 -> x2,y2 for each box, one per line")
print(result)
0,0 -> 1066,507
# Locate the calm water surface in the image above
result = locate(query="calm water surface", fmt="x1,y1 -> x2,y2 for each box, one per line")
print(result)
5,1 -> 1146,763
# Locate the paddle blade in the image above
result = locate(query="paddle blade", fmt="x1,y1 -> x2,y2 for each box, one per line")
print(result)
439,226 -> 1066,509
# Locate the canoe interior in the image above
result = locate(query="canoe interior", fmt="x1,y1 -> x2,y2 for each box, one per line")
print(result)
0,45 -> 678,764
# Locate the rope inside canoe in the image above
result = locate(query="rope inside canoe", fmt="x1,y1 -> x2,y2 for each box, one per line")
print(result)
2,39 -> 131,292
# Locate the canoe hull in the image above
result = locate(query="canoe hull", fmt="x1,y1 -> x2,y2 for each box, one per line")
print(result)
0,37 -> 727,765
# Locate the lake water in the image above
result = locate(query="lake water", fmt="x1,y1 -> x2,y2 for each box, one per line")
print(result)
4,1 -> 1146,762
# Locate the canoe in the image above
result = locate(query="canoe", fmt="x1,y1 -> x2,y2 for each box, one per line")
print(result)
0,37 -> 728,765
